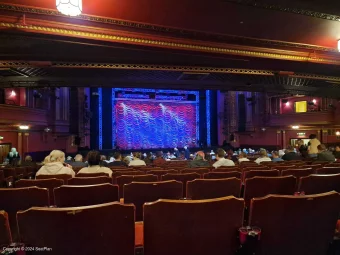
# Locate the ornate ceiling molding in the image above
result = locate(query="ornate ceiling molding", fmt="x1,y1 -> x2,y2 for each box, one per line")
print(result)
0,3 -> 336,53
1,21 -> 339,65
1,60 -> 340,82
225,0 -> 340,21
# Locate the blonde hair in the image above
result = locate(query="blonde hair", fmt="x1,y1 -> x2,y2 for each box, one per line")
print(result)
48,150 -> 65,163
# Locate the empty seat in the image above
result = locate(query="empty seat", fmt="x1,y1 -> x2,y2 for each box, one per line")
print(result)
143,196 -> 244,255
298,174 -> 340,194
187,178 -> 241,199
76,172 -> 109,177
36,174 -> 72,184
117,175 -> 158,198
204,171 -> 241,179
146,170 -> 178,181
124,180 -> 183,221
68,176 -> 112,185
249,191 -> 340,255
15,178 -> 64,205
0,170 -> 13,188
17,202 -> 135,255
244,176 -> 296,207
281,168 -> 314,180
161,173 -> 201,197
0,187 -> 49,241
243,170 -> 279,181
315,167 -> 340,175
0,211 -> 11,247
54,184 -> 119,207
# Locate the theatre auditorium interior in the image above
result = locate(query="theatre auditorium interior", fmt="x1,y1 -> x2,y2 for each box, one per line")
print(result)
3,0 -> 340,254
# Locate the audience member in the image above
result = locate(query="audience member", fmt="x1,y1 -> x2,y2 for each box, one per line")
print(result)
143,152 -> 153,165
100,155 -> 108,167
36,150 -> 75,177
308,134 -> 320,158
184,146 -> 190,160
297,140 -> 308,158
255,149 -> 272,164
174,147 -> 180,158
153,151 -> 166,166
333,145 -> 340,160
20,155 -> 36,167
272,151 -> 284,162
65,156 -> 73,164
107,152 -> 127,167
282,145 -> 301,161
316,144 -> 336,162
123,156 -> 131,166
69,154 -> 87,168
238,152 -> 250,163
78,151 -> 113,177
213,148 -> 235,168
7,147 -> 20,165
188,151 -> 210,168
129,152 -> 146,166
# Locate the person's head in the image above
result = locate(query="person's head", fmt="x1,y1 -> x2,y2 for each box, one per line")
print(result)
25,155 -> 32,162
11,148 -> 17,153
216,148 -> 226,160
239,152 -> 247,159
286,145 -> 294,152
113,151 -> 122,161
74,154 -> 83,162
156,151 -> 163,158
174,147 -> 178,151
123,156 -> 131,165
49,150 -> 65,163
43,155 -> 50,165
336,146 -> 340,152
195,151 -> 205,161
259,149 -> 268,158
317,144 -> 326,152
133,152 -> 141,159
100,155 -> 107,161
87,151 -> 101,166
272,151 -> 280,158
184,146 -> 188,150
309,134 -> 317,139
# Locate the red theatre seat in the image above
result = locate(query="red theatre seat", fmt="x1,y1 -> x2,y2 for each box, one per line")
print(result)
0,211 -> 12,247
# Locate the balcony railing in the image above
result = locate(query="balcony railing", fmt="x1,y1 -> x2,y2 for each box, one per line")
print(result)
268,111 -> 334,127
0,104 -> 48,126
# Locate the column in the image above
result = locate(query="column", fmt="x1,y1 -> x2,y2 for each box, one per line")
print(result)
282,130 -> 286,148
322,130 -> 328,144
217,91 -> 225,146
17,133 -> 22,158
276,130 -> 282,148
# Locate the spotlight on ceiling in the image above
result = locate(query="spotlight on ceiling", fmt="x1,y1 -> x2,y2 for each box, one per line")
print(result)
19,125 -> 29,130
56,0 -> 82,16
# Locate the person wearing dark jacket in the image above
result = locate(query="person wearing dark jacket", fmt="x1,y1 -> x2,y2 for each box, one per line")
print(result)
184,146 -> 190,160
107,152 -> 127,167
317,144 -> 336,162
282,145 -> 301,161
188,151 -> 210,168
333,146 -> 340,160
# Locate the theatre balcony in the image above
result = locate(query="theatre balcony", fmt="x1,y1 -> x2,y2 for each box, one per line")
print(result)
268,111 -> 334,127
0,104 -> 48,126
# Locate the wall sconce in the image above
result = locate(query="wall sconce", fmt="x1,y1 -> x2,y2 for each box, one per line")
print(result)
19,125 -> 29,130
336,131 -> 340,136
10,90 -> 16,97
312,99 -> 317,104
292,125 -> 300,129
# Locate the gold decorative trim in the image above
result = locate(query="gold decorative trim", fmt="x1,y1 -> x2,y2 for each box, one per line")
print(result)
0,22 -> 339,65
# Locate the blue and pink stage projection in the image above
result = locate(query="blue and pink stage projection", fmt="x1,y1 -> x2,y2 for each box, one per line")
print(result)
111,89 -> 199,150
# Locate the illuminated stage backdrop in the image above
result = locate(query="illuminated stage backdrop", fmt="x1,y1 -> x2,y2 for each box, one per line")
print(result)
112,89 -> 199,149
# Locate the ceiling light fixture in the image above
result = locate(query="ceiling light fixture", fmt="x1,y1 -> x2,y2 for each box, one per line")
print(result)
292,125 -> 300,129
336,131 -> 340,136
19,125 -> 29,130
56,0 -> 82,16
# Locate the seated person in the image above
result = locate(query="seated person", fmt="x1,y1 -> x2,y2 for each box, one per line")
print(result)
100,155 -> 109,167
153,151 -> 167,166
107,152 -> 127,167
188,151 -> 211,168
333,145 -> 340,160
7,147 -> 20,166
212,148 -> 235,168
316,144 -> 336,162
20,155 -> 37,167
282,145 -> 301,161
143,152 -> 153,165
272,151 -> 284,162
78,151 -> 113,177
129,152 -> 146,166
69,154 -> 87,168
238,152 -> 250,163
36,150 -> 75,177
254,149 -> 272,164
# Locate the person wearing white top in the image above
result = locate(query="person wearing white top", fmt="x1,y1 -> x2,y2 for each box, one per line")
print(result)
212,148 -> 235,168
238,152 -> 250,163
78,151 -> 113,177
255,149 -> 272,164
36,150 -> 75,177
129,152 -> 146,166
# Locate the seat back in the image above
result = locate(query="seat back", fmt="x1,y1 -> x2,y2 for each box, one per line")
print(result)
249,191 -> 340,255
117,175 -> 158,198
161,173 -> 201,197
36,174 -> 72,184
76,172 -> 109,177
146,170 -> 178,181
315,167 -> 340,175
244,176 -> 296,207
243,170 -> 279,181
124,180 -> 183,221
112,171 -> 145,183
281,168 -> 314,180
15,179 -> 64,205
54,184 -> 119,207
0,187 -> 49,242
17,202 -> 135,255
68,176 -> 112,185
203,171 -> 241,179
298,174 -> 340,194
0,211 -> 11,247
187,178 -> 241,199
180,168 -> 210,176
212,166 -> 241,172
143,196 -> 244,255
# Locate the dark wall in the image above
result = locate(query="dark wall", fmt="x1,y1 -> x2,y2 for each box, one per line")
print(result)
199,90 -> 207,147
90,88 -> 99,149
102,88 -> 113,149
210,90 -> 218,146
